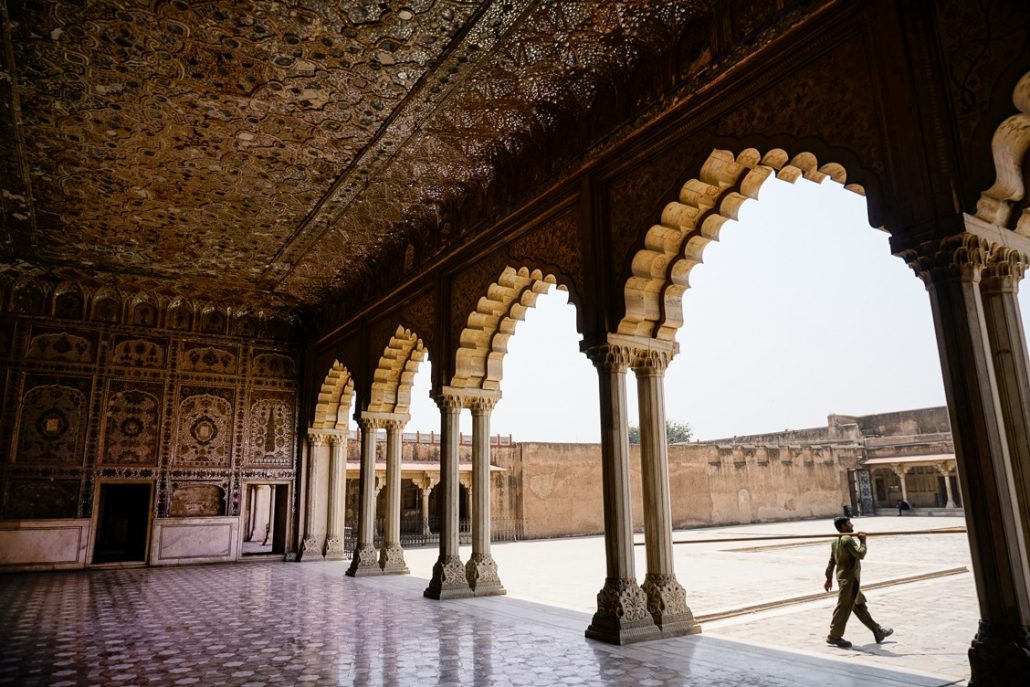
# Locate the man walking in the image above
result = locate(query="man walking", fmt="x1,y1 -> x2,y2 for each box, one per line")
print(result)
823,515 -> 893,648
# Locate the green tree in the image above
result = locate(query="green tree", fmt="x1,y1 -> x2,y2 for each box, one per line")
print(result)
627,420 -> 693,445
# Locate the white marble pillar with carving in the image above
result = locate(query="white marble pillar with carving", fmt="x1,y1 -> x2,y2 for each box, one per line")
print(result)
324,432 -> 348,560
584,343 -> 659,644
466,396 -> 505,596
904,233 -> 1030,682
379,418 -> 409,574
633,347 -> 697,636
415,473 -> 438,536
298,431 -> 328,561
425,392 -> 473,599
347,417 -> 382,576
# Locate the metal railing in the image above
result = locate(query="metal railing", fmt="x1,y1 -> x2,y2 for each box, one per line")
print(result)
342,516 -> 524,554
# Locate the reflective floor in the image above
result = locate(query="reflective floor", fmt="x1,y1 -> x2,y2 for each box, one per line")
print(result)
0,560 -> 960,686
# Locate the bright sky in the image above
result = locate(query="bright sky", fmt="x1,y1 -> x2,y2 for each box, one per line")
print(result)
395,176 -> 1030,442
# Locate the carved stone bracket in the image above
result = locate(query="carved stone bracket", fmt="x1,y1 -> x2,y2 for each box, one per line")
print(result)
585,577 -> 660,644
345,544 -> 382,577
424,555 -> 473,600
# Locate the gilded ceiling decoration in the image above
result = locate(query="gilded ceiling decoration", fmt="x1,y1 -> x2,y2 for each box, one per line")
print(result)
1,1 -> 714,315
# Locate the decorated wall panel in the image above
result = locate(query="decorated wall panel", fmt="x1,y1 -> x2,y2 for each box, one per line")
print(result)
0,309 -> 300,535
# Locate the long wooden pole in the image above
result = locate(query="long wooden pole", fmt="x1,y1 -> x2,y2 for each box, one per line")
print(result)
634,527 -> 967,546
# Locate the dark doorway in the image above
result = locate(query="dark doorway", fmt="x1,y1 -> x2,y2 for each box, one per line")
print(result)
242,483 -> 289,556
92,483 -> 152,564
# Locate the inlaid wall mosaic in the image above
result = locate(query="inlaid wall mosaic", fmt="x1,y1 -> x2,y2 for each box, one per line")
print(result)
0,310 -> 300,523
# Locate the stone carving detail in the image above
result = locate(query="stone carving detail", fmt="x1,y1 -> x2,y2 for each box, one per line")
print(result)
983,247 -> 1030,292
379,543 -> 408,571
511,207 -> 585,304
3,479 -> 79,519
641,573 -> 693,620
466,396 -> 498,414
111,339 -> 165,368
586,345 -> 635,373
466,553 -> 501,588
449,249 -> 512,360
103,389 -> 160,466
900,233 -> 992,286
17,385 -> 86,465
181,346 -> 237,374
175,394 -> 234,467
429,555 -> 470,592
247,398 -> 293,466
170,483 -> 226,517
402,292 -> 435,358
26,332 -> 93,362
324,536 -> 345,557
301,537 -> 321,555
349,545 -> 380,572
251,353 -> 295,379
594,578 -> 652,623
632,349 -> 674,375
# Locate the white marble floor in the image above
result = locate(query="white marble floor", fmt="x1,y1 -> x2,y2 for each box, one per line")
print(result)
0,534 -> 968,687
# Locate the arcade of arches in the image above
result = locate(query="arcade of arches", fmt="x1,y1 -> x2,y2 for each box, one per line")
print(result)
1,2 -> 1029,684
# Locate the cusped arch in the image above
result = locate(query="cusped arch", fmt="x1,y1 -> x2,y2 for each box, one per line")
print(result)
367,325 -> 428,414
619,147 -> 867,341
451,266 -> 563,391
312,360 -> 355,431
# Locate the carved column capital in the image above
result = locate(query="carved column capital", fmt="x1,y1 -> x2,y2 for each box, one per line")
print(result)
413,472 -> 439,493
307,431 -> 330,447
459,473 -> 473,490
983,246 -> 1029,294
585,344 -> 634,373
632,348 -> 673,376
467,396 -> 497,414
434,393 -> 463,413
381,418 -> 406,432
328,432 -> 348,449
900,233 -> 992,287
358,416 -> 382,433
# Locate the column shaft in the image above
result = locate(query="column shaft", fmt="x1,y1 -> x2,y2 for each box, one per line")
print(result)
907,234 -> 1030,684
347,419 -> 382,576
635,356 -> 697,636
585,345 -> 658,644
324,434 -> 347,559
943,467 -> 957,510
467,402 -> 504,596
380,421 -> 409,574
298,433 -> 327,561
425,395 -> 472,599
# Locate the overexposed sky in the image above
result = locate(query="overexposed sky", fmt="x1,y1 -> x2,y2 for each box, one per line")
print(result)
391,176 -> 1030,442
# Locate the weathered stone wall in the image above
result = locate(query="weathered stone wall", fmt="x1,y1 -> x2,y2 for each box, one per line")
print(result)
516,442 -> 858,540
0,307 -> 301,560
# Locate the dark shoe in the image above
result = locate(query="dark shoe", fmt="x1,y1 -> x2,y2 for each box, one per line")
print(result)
826,636 -> 852,648
874,627 -> 894,643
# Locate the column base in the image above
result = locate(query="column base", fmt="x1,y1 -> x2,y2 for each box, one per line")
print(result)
424,555 -> 473,599
642,573 -> 701,637
296,536 -> 324,562
466,553 -> 506,597
968,620 -> 1030,687
345,544 -> 382,577
323,535 -> 347,561
379,543 -> 410,575
585,577 -> 661,645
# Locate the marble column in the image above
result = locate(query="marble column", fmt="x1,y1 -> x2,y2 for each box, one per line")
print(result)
895,466 -> 910,504
633,349 -> 697,636
379,418 -> 409,574
466,397 -> 505,596
324,432 -> 348,560
584,344 -> 659,644
298,431 -> 328,561
425,392 -> 473,599
982,248 -> 1030,568
904,233 -> 1030,683
939,463 -> 957,510
347,417 -> 382,576
416,474 -> 438,536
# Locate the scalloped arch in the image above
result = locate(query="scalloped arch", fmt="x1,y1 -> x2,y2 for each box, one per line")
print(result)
619,147 -> 867,341
451,266 -> 563,391
367,325 -> 428,414
312,360 -> 355,430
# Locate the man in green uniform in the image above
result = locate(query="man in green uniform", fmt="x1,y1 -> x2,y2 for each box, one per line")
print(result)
823,515 -> 893,648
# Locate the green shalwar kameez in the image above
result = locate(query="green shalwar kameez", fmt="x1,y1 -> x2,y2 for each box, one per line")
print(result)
825,534 -> 884,640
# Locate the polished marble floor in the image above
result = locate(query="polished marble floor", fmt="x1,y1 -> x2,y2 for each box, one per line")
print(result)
0,560 -> 962,687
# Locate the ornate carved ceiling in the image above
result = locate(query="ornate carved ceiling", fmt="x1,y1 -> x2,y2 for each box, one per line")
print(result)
1,1 -> 716,316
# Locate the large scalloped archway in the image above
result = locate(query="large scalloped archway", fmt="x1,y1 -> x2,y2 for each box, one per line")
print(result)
619,148 -> 868,341
367,325 -> 428,414
312,360 -> 355,430
451,266 -> 564,391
